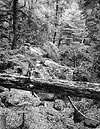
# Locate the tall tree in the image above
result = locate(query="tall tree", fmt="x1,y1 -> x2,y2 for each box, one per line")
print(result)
12,0 -> 18,49
52,0 -> 59,44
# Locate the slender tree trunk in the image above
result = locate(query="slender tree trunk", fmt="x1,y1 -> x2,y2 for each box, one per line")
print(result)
53,0 -> 59,44
11,0 -> 18,49
28,1 -> 31,28
26,1 -> 32,43
8,15 -> 11,44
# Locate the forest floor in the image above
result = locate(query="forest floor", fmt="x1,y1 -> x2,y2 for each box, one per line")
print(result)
0,46 -> 100,129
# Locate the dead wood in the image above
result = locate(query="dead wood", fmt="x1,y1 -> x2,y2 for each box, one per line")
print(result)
0,73 -> 100,100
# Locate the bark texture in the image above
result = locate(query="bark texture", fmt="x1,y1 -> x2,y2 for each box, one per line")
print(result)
12,0 -> 18,49
0,74 -> 100,100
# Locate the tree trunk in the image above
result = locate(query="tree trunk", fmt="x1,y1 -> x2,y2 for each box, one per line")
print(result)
53,0 -> 59,44
28,1 -> 31,28
0,74 -> 100,100
11,0 -> 18,49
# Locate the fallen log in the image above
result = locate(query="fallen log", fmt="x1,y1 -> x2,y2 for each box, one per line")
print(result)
0,73 -> 100,100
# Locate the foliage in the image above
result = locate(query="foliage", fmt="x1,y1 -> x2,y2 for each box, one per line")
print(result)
0,0 -> 100,128
60,0 -> 87,43
82,0 -> 100,82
